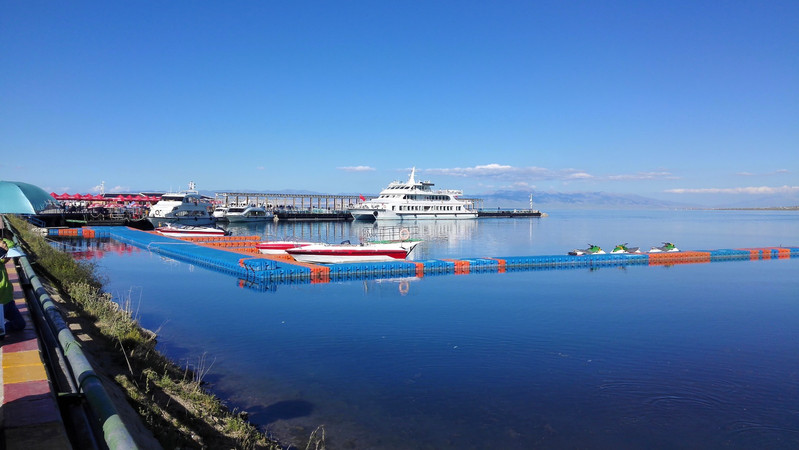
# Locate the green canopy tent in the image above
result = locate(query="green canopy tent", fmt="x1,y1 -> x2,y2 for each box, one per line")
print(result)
0,180 -> 58,214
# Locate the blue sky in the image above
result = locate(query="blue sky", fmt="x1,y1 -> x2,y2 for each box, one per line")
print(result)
2,1 -> 797,204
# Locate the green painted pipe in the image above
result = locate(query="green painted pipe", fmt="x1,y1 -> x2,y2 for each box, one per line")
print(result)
19,255 -> 140,450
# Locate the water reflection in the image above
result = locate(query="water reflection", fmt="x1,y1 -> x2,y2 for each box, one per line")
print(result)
220,219 -> 481,246
49,237 -> 142,260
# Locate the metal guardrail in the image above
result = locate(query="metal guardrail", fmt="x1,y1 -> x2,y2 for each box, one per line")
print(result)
22,214 -> 47,228
4,217 -> 140,449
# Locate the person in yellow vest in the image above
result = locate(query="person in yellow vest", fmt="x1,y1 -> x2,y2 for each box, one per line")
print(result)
0,229 -> 26,338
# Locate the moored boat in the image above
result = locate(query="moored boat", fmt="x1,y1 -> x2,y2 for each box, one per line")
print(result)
226,205 -> 274,222
147,182 -> 216,226
348,167 -> 477,221
212,206 -> 229,220
155,224 -> 229,237
285,240 -> 421,264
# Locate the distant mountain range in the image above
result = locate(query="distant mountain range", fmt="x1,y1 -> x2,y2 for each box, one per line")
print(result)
474,190 -> 691,209
478,189 -> 799,209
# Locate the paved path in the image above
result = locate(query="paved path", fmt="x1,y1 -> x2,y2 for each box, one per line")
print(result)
1,259 -> 71,449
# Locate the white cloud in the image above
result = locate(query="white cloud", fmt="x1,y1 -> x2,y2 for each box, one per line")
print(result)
338,166 -> 375,172
608,171 -> 678,181
736,169 -> 790,176
425,164 -> 564,180
424,164 -> 679,184
665,185 -> 799,194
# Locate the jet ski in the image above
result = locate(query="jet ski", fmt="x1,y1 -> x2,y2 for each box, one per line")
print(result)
569,244 -> 606,256
649,242 -> 679,253
610,243 -> 641,254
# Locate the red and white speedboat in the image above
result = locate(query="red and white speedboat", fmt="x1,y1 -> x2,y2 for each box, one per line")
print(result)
155,224 -> 229,237
285,240 -> 421,264
255,241 -> 315,255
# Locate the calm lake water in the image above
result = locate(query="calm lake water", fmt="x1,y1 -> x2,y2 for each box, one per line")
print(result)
63,210 -> 799,449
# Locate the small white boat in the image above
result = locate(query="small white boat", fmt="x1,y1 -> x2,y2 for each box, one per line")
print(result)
286,240 -> 421,264
212,206 -> 229,220
155,225 -> 229,237
226,205 -> 274,223
255,240 -> 316,254
649,242 -> 679,253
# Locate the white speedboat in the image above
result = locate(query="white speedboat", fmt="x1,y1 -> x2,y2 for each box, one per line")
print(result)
255,240 -> 316,254
348,167 -> 478,221
212,206 -> 229,221
225,205 -> 274,223
147,182 -> 216,226
286,240 -> 421,264
155,224 -> 228,237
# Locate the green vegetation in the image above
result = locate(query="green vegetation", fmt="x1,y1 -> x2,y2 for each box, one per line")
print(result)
7,216 -> 288,449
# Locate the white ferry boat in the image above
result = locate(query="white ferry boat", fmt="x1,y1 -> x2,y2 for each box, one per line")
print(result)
147,182 -> 216,226
348,168 -> 478,221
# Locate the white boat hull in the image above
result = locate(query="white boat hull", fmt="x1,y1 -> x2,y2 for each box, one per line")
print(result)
156,225 -> 227,237
286,241 -> 420,264
226,215 -> 273,223
147,216 -> 216,227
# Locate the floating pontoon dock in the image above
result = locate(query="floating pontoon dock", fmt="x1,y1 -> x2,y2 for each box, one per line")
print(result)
48,227 -> 798,291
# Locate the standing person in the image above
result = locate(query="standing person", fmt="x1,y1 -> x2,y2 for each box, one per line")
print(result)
0,229 -> 26,338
